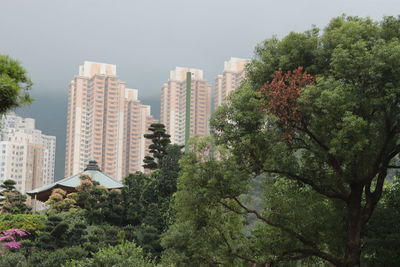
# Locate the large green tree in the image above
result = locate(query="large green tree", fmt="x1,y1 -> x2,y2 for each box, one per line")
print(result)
166,16 -> 400,267
0,55 -> 33,114
213,15 -> 400,266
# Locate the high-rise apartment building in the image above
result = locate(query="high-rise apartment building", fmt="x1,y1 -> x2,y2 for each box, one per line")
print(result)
65,61 -> 155,180
160,67 -> 211,145
214,57 -> 250,109
0,113 -> 56,193
122,88 -> 156,177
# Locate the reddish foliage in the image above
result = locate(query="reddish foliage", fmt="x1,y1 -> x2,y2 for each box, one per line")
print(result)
259,67 -> 315,135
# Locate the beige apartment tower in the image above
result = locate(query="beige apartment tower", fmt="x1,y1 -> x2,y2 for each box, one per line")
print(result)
160,67 -> 211,145
214,57 -> 250,109
65,61 -> 155,180
122,89 -> 156,177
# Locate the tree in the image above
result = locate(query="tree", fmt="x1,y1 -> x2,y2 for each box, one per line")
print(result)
102,189 -> 124,226
0,180 -> 31,214
64,241 -> 155,267
36,215 -> 69,250
74,175 -> 123,225
155,144 -> 183,199
123,145 -> 182,229
363,177 -> 400,265
124,145 -> 183,257
162,137 -> 252,266
143,123 -> 171,170
0,55 -> 33,114
0,179 -> 17,192
45,188 -> 77,213
45,175 -> 124,225
123,172 -> 148,226
206,15 -> 400,266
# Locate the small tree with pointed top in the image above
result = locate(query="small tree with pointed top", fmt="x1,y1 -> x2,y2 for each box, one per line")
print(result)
143,123 -> 171,170
0,180 -> 30,214
0,179 -> 17,192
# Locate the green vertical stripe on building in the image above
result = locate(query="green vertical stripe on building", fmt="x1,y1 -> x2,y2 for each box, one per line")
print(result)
185,71 -> 191,152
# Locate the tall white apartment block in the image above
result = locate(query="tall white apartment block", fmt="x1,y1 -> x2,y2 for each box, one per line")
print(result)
214,57 -> 250,109
0,113 -> 56,193
65,61 -> 155,180
160,67 -> 211,145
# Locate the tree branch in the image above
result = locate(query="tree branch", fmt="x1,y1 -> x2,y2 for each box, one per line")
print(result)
362,169 -> 387,226
219,197 -> 343,266
298,124 -> 349,195
276,249 -> 344,267
231,196 -> 319,248
387,165 -> 400,169
263,169 -> 348,201
215,224 -> 258,264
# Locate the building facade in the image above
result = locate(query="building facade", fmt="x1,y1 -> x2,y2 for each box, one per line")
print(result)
160,67 -> 211,145
65,61 -> 155,180
214,57 -> 250,109
0,113 -> 56,193
122,88 -> 156,177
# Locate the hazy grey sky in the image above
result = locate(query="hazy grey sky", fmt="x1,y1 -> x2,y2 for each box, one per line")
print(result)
1,0 -> 399,178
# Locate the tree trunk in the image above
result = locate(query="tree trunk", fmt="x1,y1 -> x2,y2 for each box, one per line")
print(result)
344,184 -> 363,267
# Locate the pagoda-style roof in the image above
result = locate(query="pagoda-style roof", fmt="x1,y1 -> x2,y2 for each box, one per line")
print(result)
27,160 -> 123,202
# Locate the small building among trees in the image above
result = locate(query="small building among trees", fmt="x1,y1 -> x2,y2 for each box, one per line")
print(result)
27,160 -> 123,203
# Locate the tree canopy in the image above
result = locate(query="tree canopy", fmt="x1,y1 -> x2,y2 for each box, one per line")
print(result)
0,55 -> 33,114
164,15 -> 400,267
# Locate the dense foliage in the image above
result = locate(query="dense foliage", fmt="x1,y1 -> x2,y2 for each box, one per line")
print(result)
363,177 -> 400,265
0,214 -> 46,232
0,55 -> 33,114
124,144 -> 182,256
0,140 -> 182,266
64,241 -> 155,267
163,15 -> 400,267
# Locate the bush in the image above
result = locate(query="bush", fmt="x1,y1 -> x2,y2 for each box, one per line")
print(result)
0,214 -> 46,233
85,224 -> 121,248
0,252 -> 28,267
28,246 -> 87,267
57,209 -> 87,226
64,241 -> 155,267
35,215 -> 69,250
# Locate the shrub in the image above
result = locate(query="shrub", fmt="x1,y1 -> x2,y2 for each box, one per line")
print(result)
28,246 -> 87,267
64,241 -> 155,267
0,214 -> 46,233
0,228 -> 29,251
0,252 -> 28,267
35,215 -> 70,250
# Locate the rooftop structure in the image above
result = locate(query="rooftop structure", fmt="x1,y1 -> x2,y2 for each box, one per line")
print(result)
27,159 -> 123,203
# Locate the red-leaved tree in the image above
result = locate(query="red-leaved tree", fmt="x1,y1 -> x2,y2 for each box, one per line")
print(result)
259,67 -> 315,139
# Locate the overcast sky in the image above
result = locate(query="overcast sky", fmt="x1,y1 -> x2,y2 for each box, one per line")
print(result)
1,0 -> 399,178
